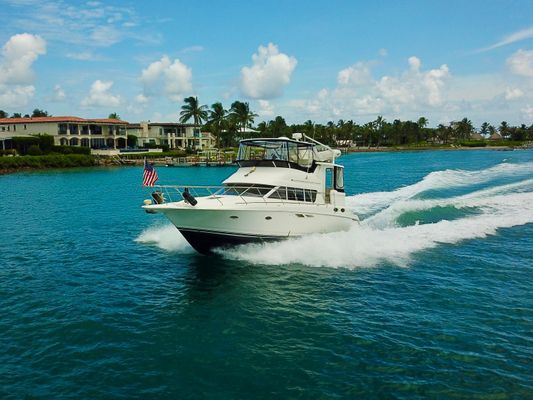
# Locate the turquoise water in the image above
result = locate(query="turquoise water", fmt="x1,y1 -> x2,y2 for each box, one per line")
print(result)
1,149 -> 532,399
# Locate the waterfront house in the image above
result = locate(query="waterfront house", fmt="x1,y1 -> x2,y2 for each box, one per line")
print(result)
0,116 -> 128,150
126,121 -> 215,150
0,117 -> 216,151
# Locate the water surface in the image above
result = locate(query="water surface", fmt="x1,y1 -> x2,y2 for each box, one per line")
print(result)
1,149 -> 532,398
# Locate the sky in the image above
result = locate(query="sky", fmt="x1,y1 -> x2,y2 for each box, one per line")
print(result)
0,0 -> 532,127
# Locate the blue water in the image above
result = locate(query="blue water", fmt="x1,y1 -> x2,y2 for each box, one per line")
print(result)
1,149 -> 532,399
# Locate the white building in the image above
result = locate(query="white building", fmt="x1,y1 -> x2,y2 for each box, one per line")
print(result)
126,121 -> 215,150
0,117 -> 216,151
0,116 -> 128,150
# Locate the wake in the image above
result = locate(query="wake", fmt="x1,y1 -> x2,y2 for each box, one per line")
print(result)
136,162 -> 533,268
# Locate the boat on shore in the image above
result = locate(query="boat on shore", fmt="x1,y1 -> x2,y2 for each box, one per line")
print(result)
142,133 -> 358,254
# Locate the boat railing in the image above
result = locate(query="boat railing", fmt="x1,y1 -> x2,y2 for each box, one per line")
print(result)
147,185 -> 327,206
148,185 -> 270,206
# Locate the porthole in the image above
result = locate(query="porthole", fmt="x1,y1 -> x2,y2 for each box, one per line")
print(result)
230,216 -> 239,219
265,216 -> 272,220
295,214 -> 305,218
334,208 -> 338,212
341,208 -> 345,212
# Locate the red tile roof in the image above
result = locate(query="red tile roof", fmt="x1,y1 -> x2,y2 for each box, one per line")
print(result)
0,116 -> 129,124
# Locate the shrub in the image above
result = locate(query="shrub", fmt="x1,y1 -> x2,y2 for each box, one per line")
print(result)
458,140 -> 487,147
0,154 -> 95,170
51,145 -> 91,155
27,145 -> 43,155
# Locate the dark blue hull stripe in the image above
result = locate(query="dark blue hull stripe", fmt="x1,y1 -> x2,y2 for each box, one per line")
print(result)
177,228 -> 286,254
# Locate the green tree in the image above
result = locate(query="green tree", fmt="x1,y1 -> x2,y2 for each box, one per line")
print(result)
269,116 -> 288,138
499,121 -> 510,139
436,124 -> 451,144
108,113 -> 120,120
480,122 -> 490,136
417,116 -> 429,143
453,118 -> 474,140
374,115 -> 386,146
417,117 -> 428,129
208,102 -> 226,149
0,110 -> 7,118
229,101 -> 258,135
31,109 -> 49,117
11,113 -> 22,118
179,96 -> 208,125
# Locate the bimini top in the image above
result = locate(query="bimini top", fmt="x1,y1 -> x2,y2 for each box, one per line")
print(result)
236,137 -> 340,170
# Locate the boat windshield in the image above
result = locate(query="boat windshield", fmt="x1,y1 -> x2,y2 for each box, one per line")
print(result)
237,139 -> 314,169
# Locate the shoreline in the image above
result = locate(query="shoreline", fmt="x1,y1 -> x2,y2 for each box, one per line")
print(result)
1,145 -> 531,175
344,145 -> 530,153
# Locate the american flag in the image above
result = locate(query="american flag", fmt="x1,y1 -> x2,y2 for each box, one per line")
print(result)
143,159 -> 158,186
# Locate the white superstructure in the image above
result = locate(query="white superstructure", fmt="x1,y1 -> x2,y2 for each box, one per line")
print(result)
143,133 -> 358,254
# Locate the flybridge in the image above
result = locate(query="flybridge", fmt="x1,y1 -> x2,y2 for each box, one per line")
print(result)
236,133 -> 341,170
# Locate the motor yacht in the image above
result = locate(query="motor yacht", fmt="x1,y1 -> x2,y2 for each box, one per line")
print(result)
142,133 -> 359,254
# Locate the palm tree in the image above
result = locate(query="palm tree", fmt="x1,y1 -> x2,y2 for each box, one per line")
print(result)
417,116 -> 428,129
480,122 -> 490,136
208,102 -> 226,149
303,120 -> 314,137
453,117 -> 474,140
108,112 -> 120,120
373,115 -> 386,146
437,123 -> 451,144
499,121 -> 510,139
179,96 -> 208,125
229,101 -> 258,136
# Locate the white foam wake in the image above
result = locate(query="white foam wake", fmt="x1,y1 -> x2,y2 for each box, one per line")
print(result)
135,223 -> 193,253
221,191 -> 533,268
134,162 -> 533,267
221,162 -> 533,268
347,162 -> 533,216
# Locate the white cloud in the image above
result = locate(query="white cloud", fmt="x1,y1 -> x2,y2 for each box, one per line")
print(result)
506,49 -> 533,77
478,27 -> 533,52
377,57 -> 449,107
241,43 -> 297,99
90,25 -> 123,47
338,62 -> 373,86
292,56 -> 450,120
0,85 -> 35,108
66,51 -> 104,61
0,33 -> 46,85
5,1 -> 145,48
180,45 -> 204,53
135,94 -> 148,104
521,104 -> 533,120
258,100 -> 275,118
54,84 -> 66,100
0,33 -> 46,108
140,56 -> 192,101
81,80 -> 121,107
505,87 -> 524,100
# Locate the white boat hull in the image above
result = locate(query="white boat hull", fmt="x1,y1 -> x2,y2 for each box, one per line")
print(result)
145,196 -> 357,254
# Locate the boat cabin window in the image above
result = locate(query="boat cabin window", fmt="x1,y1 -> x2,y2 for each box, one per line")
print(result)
325,168 -> 333,190
222,184 -> 274,197
237,139 -> 315,170
334,166 -> 344,192
268,186 -> 317,203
